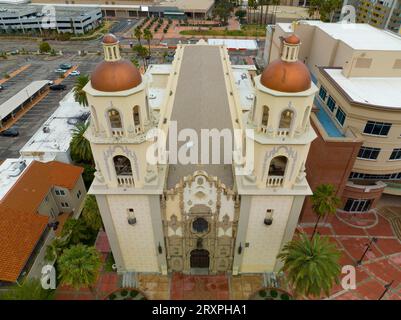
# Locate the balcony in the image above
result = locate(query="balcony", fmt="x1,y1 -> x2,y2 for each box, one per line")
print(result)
277,128 -> 289,137
266,176 -> 284,187
111,128 -> 124,137
117,175 -> 135,187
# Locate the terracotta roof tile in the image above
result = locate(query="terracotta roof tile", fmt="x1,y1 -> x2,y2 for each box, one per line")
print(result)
0,161 -> 83,282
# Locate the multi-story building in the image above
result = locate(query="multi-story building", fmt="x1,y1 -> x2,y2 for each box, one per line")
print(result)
346,0 -> 401,34
0,160 -> 86,284
0,4 -> 102,35
84,33 -> 317,275
268,21 -> 401,216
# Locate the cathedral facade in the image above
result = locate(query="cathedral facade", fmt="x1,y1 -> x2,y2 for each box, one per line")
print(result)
84,34 -> 317,275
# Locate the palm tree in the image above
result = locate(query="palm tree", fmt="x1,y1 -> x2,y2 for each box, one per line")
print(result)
0,278 -> 55,300
277,233 -> 341,298
143,28 -> 153,57
82,195 -> 103,232
61,218 -> 91,245
58,244 -> 102,293
45,236 -> 69,262
133,44 -> 149,70
134,27 -> 142,45
70,122 -> 93,164
310,184 -> 341,239
73,74 -> 89,107
131,56 -> 139,68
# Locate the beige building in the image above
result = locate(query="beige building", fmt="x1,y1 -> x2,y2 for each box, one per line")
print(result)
85,33 -> 317,276
268,21 -> 401,213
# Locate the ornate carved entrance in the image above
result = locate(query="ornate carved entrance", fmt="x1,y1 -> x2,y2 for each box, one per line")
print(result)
190,249 -> 210,268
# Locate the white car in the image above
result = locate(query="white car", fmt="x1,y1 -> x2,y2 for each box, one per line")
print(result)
54,68 -> 65,73
69,70 -> 80,76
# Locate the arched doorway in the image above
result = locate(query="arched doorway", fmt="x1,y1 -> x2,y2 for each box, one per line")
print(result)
190,249 -> 209,269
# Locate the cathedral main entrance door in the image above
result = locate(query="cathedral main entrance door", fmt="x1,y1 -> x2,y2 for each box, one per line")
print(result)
190,249 -> 209,269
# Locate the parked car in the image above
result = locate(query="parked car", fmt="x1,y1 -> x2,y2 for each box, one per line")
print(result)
69,70 -> 80,76
0,85 -> 3,91
59,63 -> 72,70
49,84 -> 66,90
54,68 -> 66,73
1,127 -> 19,137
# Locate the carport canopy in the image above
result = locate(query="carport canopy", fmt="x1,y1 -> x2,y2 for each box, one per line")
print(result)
0,80 -> 50,121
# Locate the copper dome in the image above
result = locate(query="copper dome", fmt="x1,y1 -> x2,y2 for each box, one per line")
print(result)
91,60 -> 142,92
284,34 -> 300,45
102,33 -> 118,44
260,59 -> 311,93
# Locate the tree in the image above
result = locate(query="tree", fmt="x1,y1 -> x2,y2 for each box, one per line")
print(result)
73,74 -> 90,107
0,279 -> 55,300
45,236 -> 69,262
70,122 -> 93,164
277,233 -> 341,298
143,28 -> 153,57
58,244 -> 101,292
133,44 -> 149,69
310,184 -> 341,239
213,0 -> 234,26
309,0 -> 342,22
82,195 -> 103,232
61,218 -> 91,245
39,41 -> 51,53
235,9 -> 247,21
131,56 -> 139,68
134,27 -> 142,45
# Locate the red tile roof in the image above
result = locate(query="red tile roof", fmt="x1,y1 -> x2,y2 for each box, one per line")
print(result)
0,161 -> 83,282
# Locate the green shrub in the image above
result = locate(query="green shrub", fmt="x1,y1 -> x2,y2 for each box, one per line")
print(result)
130,290 -> 138,298
280,293 -> 290,300
109,293 -> 116,300
259,289 -> 266,297
120,289 -> 128,297
270,289 -> 278,298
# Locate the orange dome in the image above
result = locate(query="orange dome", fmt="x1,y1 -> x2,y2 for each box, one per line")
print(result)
102,33 -> 118,44
284,34 -> 300,45
260,59 -> 311,93
91,60 -> 142,92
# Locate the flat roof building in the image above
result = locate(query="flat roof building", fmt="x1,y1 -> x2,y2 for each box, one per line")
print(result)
0,4 -> 102,35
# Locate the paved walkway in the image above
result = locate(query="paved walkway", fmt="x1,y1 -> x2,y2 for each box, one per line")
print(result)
299,207 -> 401,300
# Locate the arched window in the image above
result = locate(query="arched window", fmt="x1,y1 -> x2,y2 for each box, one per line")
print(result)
113,155 -> 132,176
108,109 -> 122,128
261,105 -> 269,127
302,106 -> 311,128
279,109 -> 294,130
268,156 -> 288,177
133,105 -> 140,126
192,218 -> 208,233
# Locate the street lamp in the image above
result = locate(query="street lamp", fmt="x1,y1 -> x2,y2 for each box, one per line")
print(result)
356,237 -> 378,266
378,280 -> 394,300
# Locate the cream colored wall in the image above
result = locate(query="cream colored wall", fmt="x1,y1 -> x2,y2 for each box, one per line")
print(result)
343,50 -> 401,78
318,74 -> 401,174
150,74 -> 170,88
106,194 -> 160,272
240,195 -> 294,273
37,191 -> 59,217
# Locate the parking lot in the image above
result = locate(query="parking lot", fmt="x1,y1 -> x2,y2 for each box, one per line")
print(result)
0,54 -> 102,159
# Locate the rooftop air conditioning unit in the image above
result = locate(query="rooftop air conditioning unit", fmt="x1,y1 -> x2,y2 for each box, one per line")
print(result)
43,126 -> 50,133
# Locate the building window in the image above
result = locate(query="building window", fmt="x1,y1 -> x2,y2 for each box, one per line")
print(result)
261,105 -> 269,127
55,189 -> 65,196
268,156 -> 287,177
77,190 -> 82,199
350,171 -> 401,181
108,109 -> 122,129
343,198 -> 372,213
358,146 -> 381,160
113,155 -> 132,176
279,109 -> 293,130
61,202 -> 69,208
335,107 -> 346,126
327,96 -> 336,112
390,148 -> 401,160
319,86 -> 327,101
133,105 -> 140,126
363,121 -> 391,136
192,218 -> 208,233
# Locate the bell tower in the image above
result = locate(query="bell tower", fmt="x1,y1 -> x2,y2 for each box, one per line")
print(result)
233,34 -> 318,274
84,34 -> 168,275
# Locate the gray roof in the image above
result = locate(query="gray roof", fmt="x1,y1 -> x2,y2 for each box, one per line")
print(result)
167,45 -> 234,189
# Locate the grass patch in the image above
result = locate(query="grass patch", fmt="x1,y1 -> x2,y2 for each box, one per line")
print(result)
104,253 -> 115,272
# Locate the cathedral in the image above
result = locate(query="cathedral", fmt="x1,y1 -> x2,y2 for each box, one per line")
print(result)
84,33 -> 317,275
